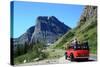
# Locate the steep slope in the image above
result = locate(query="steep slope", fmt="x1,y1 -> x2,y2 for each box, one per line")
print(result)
53,6 -> 97,54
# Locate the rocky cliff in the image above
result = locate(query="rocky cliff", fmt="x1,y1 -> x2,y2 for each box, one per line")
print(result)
77,6 -> 97,27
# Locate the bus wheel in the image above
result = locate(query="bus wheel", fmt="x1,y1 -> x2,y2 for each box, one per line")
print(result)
70,54 -> 74,61
65,53 -> 68,60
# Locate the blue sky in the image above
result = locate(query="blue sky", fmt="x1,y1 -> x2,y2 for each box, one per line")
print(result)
11,1 -> 84,38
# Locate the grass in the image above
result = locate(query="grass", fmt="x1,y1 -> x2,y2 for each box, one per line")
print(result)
44,48 -> 65,59
14,50 -> 48,65
14,48 -> 65,65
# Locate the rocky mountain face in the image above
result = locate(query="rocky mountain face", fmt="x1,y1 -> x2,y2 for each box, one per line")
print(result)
77,6 -> 97,27
13,16 -> 71,46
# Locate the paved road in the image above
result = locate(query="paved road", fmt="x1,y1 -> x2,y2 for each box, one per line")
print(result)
15,54 -> 97,66
58,54 -> 97,63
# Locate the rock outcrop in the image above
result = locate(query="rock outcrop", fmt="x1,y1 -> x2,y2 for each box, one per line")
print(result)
78,6 -> 97,27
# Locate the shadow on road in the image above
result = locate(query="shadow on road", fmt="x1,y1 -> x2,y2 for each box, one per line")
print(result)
75,59 -> 95,62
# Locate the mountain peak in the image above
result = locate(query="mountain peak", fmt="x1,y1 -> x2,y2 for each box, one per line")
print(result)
31,16 -> 71,44
37,16 -> 57,21
13,16 -> 71,46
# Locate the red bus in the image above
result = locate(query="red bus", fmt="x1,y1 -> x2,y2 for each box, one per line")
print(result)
65,43 -> 89,61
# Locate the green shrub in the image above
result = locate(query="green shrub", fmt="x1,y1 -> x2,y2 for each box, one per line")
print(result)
14,41 -> 49,64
